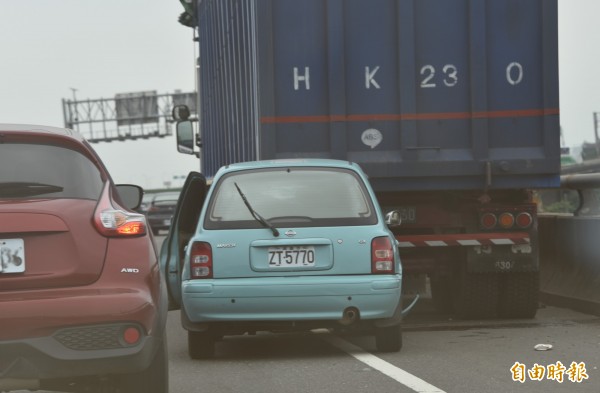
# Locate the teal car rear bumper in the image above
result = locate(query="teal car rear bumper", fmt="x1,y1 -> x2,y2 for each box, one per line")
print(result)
181,275 -> 401,331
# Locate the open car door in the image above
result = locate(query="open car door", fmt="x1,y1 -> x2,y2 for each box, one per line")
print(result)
159,171 -> 207,310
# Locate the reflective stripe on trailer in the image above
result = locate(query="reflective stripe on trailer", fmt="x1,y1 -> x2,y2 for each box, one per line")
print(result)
395,232 -> 530,248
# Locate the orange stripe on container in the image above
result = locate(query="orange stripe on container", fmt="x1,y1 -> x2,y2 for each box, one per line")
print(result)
260,108 -> 559,124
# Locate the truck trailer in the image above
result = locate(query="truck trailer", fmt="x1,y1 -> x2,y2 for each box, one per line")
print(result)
173,0 -> 560,319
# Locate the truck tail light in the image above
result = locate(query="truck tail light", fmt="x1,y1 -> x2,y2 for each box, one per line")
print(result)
479,206 -> 535,230
94,183 -> 147,237
498,212 -> 515,229
480,213 -> 497,229
371,237 -> 395,274
516,212 -> 533,228
190,242 -> 213,279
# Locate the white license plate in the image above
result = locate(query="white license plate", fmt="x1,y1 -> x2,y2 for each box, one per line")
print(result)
0,238 -> 25,273
268,246 -> 315,267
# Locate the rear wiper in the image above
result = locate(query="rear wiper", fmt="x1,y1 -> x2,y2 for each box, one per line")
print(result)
0,182 -> 64,198
234,182 -> 280,237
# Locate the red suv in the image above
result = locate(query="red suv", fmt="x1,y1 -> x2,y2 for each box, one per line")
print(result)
0,124 -> 168,393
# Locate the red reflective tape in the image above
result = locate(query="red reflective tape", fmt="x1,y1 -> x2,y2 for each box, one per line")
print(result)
260,109 -> 559,124
396,233 -> 530,248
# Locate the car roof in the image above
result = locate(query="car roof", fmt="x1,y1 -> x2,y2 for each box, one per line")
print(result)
0,124 -> 109,178
0,124 -> 86,142
152,191 -> 180,200
218,159 -> 361,173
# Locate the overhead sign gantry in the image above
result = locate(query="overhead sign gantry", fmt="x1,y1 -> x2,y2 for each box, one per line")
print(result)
62,90 -> 196,143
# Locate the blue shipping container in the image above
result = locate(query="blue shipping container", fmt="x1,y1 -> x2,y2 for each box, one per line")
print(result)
194,0 -> 560,191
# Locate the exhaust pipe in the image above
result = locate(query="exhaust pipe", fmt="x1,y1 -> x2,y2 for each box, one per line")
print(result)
338,307 -> 360,326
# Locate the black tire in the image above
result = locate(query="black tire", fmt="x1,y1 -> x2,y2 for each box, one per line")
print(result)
375,324 -> 402,353
430,274 -> 454,313
453,264 -> 499,320
498,272 -> 539,319
118,334 -> 169,393
188,330 -> 215,359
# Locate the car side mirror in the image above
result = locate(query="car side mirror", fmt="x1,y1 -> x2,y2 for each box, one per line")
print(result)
385,210 -> 402,227
116,184 -> 143,210
176,120 -> 196,155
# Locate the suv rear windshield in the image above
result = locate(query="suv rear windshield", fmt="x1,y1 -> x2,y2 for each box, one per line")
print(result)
152,192 -> 180,205
0,143 -> 103,200
204,167 -> 377,229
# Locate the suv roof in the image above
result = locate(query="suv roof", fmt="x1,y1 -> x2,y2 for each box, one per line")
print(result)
0,124 -> 86,142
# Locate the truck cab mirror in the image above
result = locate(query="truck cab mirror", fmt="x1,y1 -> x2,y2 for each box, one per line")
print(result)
176,120 -> 196,155
385,210 -> 402,227
172,104 -> 191,121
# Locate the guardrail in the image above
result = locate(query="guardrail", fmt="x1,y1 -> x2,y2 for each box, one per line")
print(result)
538,173 -> 600,316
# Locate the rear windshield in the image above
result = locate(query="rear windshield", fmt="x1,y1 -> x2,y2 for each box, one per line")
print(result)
204,167 -> 377,229
152,192 -> 180,205
0,143 -> 103,200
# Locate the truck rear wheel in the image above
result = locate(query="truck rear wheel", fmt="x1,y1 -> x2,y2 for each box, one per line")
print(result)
498,272 -> 539,319
453,264 -> 499,319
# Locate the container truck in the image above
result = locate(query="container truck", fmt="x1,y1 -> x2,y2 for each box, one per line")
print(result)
172,0 -> 560,319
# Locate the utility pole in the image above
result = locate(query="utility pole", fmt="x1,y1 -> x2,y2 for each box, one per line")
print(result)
594,112 -> 600,158
69,88 -> 79,130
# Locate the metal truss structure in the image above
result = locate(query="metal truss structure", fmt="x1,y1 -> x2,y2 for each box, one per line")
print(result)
62,91 -> 196,143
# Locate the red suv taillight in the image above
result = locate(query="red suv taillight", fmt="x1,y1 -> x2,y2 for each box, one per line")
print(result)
190,242 -> 213,279
93,183 -> 147,237
371,236 -> 395,274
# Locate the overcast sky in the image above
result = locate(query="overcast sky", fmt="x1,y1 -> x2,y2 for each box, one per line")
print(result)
0,1 -> 597,189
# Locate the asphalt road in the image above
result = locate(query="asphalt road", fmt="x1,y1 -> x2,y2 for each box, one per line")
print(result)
15,234 -> 600,392
159,234 -> 600,393
165,300 -> 600,393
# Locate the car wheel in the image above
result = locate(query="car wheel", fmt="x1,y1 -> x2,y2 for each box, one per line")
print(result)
117,334 -> 169,393
375,324 -> 402,353
188,330 -> 215,359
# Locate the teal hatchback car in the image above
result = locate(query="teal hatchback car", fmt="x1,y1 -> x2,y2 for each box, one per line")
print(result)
161,159 -> 403,358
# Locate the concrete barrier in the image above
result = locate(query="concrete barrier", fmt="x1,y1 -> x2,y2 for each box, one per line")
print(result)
538,214 -> 600,316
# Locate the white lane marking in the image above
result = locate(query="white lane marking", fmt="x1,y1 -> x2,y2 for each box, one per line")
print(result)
318,332 -> 446,393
